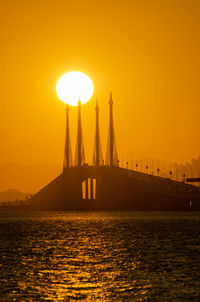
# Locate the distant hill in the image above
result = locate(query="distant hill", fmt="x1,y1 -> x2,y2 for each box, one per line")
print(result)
0,189 -> 31,202
0,162 -> 62,193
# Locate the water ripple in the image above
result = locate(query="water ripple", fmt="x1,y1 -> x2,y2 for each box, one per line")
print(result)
0,211 -> 200,301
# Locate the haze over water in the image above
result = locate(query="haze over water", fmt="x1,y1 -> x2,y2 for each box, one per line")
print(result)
0,211 -> 199,301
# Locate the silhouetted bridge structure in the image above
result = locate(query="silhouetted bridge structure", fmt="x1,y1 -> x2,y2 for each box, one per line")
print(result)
186,178 -> 200,183
29,165 -> 200,211
29,95 -> 200,211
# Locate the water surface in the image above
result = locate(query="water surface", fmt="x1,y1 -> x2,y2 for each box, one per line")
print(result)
0,211 -> 200,301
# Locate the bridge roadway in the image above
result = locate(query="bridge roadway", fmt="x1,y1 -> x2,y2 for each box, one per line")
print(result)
27,165 -> 200,211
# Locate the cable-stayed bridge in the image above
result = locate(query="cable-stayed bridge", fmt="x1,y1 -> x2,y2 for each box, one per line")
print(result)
26,93 -> 200,211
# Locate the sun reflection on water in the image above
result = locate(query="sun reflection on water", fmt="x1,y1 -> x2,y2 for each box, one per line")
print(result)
1,211 -> 200,301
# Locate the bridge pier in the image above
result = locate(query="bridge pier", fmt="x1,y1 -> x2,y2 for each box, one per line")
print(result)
90,178 -> 94,200
81,177 -> 96,200
86,178 -> 89,199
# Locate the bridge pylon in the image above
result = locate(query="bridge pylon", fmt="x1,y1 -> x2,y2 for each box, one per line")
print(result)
93,99 -> 103,166
63,104 -> 73,170
74,99 -> 85,167
106,92 -> 118,167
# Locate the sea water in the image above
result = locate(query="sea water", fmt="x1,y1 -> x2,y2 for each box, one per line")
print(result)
0,211 -> 199,301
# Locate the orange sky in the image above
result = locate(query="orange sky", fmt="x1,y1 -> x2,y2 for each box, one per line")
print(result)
1,0 -> 200,167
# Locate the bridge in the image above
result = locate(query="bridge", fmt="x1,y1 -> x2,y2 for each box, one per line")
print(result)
28,94 -> 200,211
28,164 -> 200,210
186,178 -> 200,183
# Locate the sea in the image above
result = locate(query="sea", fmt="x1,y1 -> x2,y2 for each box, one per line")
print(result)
0,211 -> 199,301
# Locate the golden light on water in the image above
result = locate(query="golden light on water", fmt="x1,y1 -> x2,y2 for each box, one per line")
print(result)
56,71 -> 94,106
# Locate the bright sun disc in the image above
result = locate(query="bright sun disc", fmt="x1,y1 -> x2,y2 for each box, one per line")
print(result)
56,71 -> 94,106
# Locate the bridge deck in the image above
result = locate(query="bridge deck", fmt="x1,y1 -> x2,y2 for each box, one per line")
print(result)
24,166 -> 200,211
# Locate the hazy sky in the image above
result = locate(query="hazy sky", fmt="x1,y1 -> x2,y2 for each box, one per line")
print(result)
1,0 -> 200,166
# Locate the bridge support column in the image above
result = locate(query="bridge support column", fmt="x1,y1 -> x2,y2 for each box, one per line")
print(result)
63,104 -> 72,170
86,178 -> 89,199
106,93 -> 118,167
77,100 -> 82,167
75,99 -> 85,167
109,93 -> 114,167
90,178 -> 94,200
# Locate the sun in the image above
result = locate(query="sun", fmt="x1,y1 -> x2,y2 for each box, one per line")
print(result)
56,71 -> 94,106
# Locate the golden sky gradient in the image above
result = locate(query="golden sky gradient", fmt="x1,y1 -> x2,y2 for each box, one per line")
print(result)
1,0 -> 200,166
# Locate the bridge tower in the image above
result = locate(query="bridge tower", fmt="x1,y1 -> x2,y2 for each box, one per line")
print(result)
63,104 -> 72,170
75,100 -> 85,167
106,92 -> 118,167
93,99 -> 103,166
